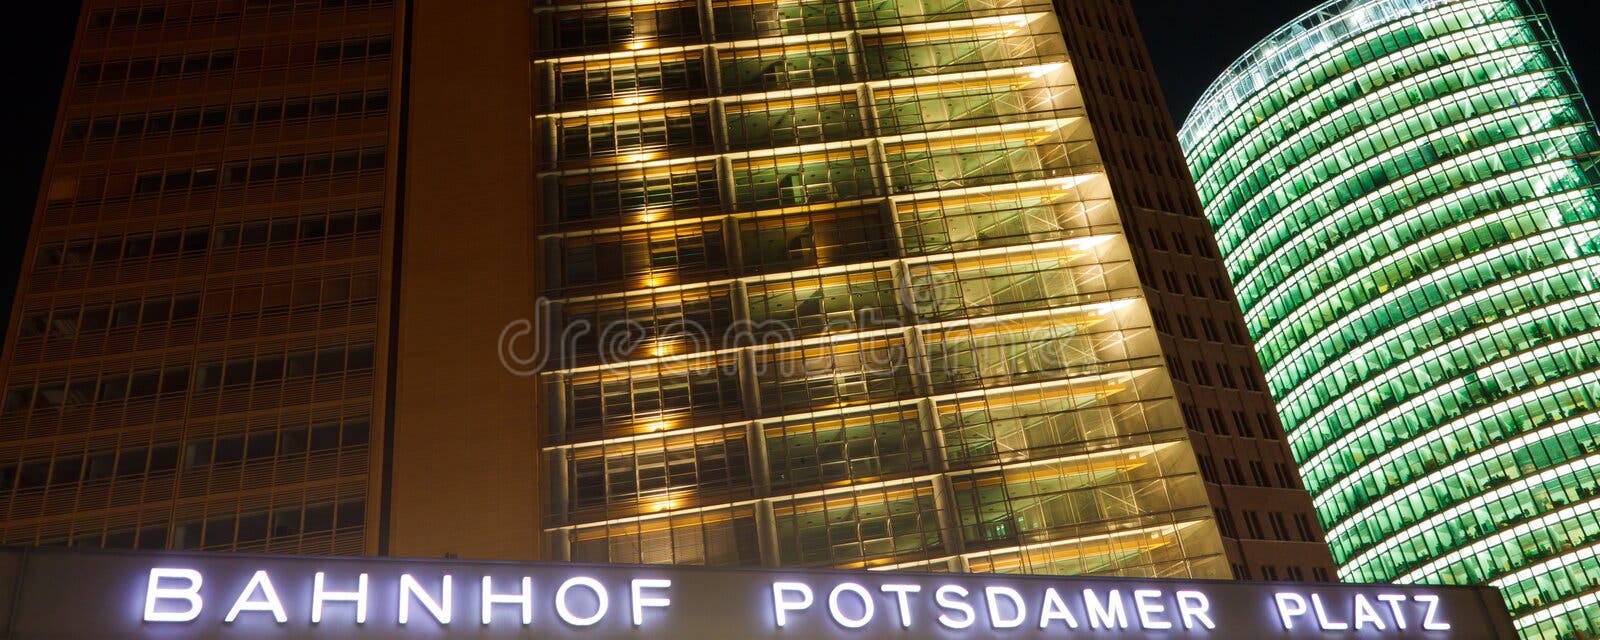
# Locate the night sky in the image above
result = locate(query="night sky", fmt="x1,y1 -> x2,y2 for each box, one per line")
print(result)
0,1 -> 1598,355
1136,0 -> 1600,126
1,3 -> 77,355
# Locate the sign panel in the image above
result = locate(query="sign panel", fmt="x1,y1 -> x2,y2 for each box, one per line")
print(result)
0,547 -> 1517,638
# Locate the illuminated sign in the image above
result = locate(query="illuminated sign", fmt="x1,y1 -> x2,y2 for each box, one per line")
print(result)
0,547 -> 1516,638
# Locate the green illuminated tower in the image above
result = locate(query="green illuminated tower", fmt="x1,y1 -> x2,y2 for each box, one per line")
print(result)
1180,0 -> 1600,637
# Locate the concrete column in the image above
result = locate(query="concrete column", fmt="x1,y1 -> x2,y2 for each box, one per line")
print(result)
717,155 -> 738,212
890,260 -> 920,325
880,197 -> 906,258
737,348 -> 763,419
917,398 -> 949,474
538,61 -> 558,109
537,297 -> 564,369
704,45 -> 723,95
844,32 -> 865,82
696,0 -> 716,40
868,139 -> 894,196
545,376 -> 567,443
857,84 -> 880,136
546,449 -> 570,527
931,475 -> 966,557
904,326 -> 934,397
723,216 -> 744,275
746,420 -> 771,498
757,499 -> 782,567
709,99 -> 730,153
548,528 -> 572,562
731,280 -> 752,324
536,117 -> 559,168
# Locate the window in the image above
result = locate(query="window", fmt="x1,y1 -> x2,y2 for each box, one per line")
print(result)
1214,509 -> 1237,538
561,290 -> 735,364
726,94 -> 863,150
557,223 -> 726,288
746,269 -> 898,340
1242,511 -> 1263,539
1268,512 -> 1289,540
755,338 -> 913,416
863,28 -> 1046,79
739,207 -> 893,273
315,36 -> 392,63
560,163 -> 718,221
18,294 -> 202,345
1293,513 -> 1316,541
569,436 -> 749,508
547,4 -> 698,51
556,51 -> 706,103
557,107 -> 713,161
75,49 -> 239,86
220,146 -> 386,188
3,345 -> 374,416
569,506 -> 759,565
731,151 -> 876,210
766,409 -> 924,490
712,0 -> 845,37
564,357 -> 743,435
774,485 -> 942,566
719,44 -> 850,93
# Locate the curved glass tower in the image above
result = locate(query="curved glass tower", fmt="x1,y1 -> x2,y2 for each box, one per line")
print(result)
1180,0 -> 1600,637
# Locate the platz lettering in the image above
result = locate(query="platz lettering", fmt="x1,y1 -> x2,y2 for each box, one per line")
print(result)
1274,592 -> 1450,632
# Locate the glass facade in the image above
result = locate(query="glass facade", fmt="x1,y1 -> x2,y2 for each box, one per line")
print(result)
0,1 -> 398,555
1179,0 -> 1600,636
533,0 -> 1229,578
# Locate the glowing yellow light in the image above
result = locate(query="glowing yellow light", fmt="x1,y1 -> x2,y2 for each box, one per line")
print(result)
639,211 -> 661,222
1029,62 -> 1063,78
628,41 -> 651,50
650,498 -> 676,512
650,344 -> 672,358
643,273 -> 673,288
646,420 -> 671,432
1094,298 -> 1135,314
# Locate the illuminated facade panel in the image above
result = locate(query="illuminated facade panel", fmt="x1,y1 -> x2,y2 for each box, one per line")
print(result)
533,0 -> 1233,578
1180,0 -> 1600,637
0,0 -> 1332,577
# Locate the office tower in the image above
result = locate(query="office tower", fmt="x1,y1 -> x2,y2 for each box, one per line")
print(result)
0,0 -> 1333,582
532,0 -> 1333,580
0,1 -> 402,555
1179,0 -> 1600,636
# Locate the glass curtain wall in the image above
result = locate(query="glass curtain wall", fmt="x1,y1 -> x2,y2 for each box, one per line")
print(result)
1180,0 -> 1600,636
0,1 -> 394,556
533,0 -> 1227,579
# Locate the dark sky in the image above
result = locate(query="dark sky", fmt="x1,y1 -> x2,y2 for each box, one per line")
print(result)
0,3 -> 78,356
1136,0 -> 1600,125
0,1 -> 1599,356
